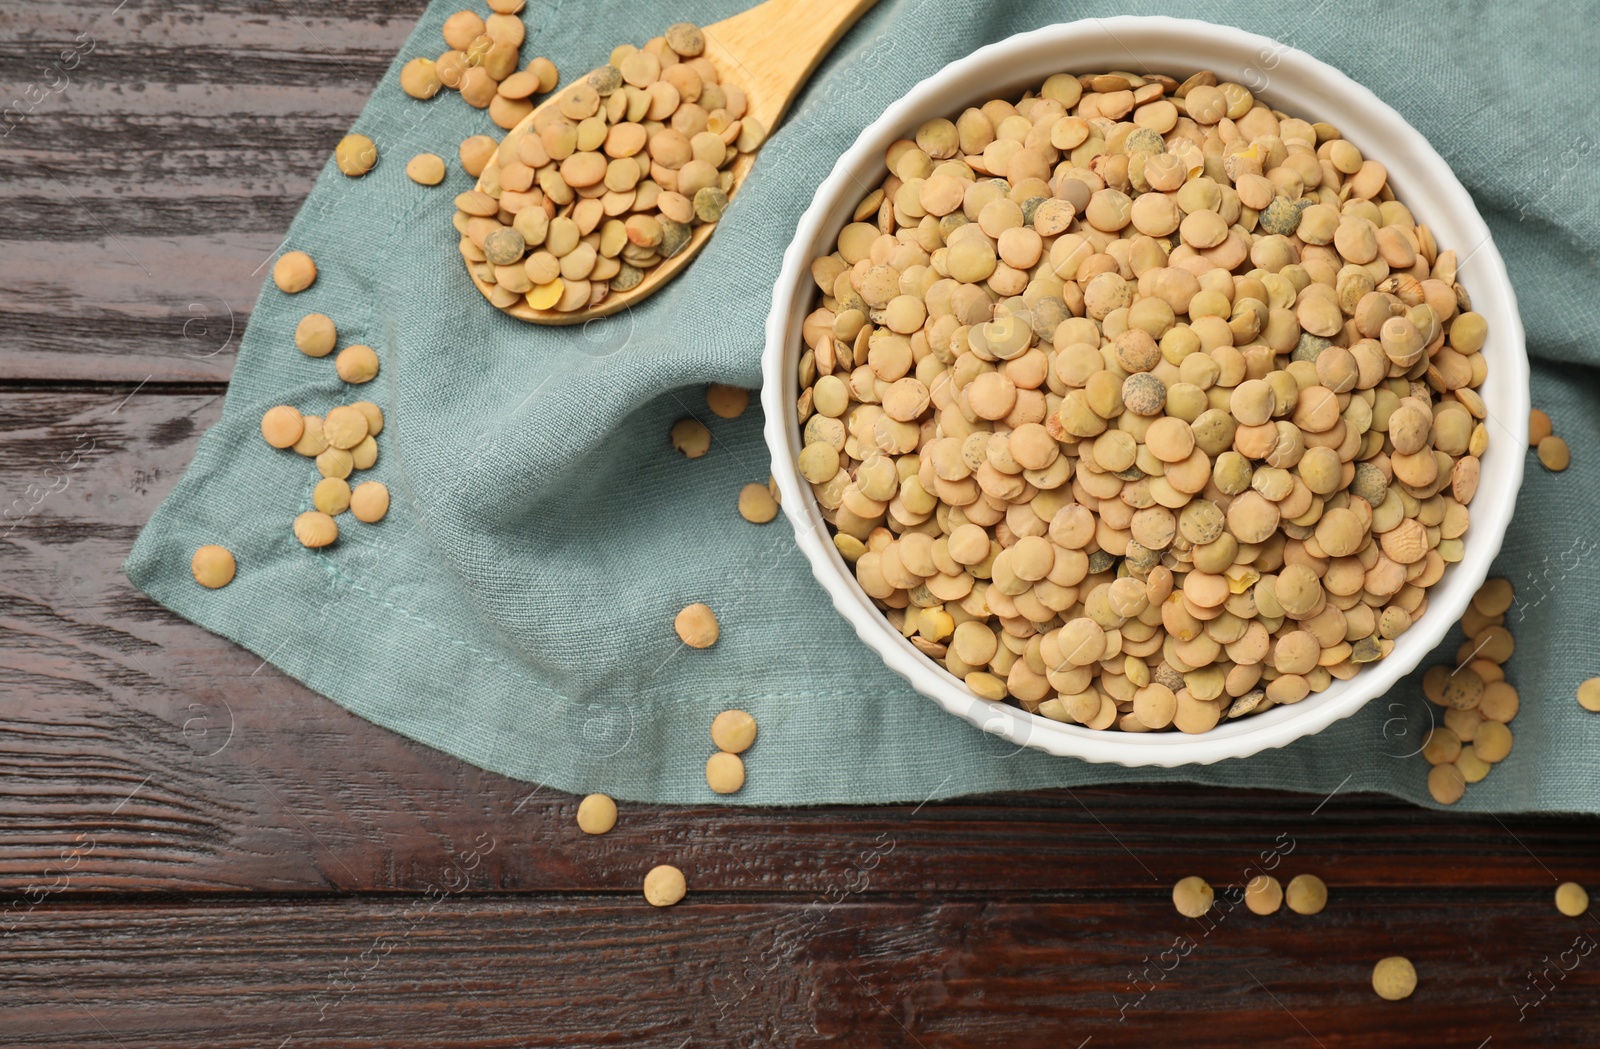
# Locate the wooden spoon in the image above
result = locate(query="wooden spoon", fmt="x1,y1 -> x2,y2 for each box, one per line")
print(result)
466,0 -> 878,325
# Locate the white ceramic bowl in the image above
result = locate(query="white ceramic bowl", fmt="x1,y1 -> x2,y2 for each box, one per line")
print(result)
761,16 -> 1528,766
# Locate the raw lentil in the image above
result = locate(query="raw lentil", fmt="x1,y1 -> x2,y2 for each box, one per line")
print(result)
705,750 -> 745,793
191,545 -> 236,589
261,405 -> 305,449
1427,761 -> 1465,804
1244,875 -> 1282,915
1285,874 -> 1327,915
295,314 -> 337,357
1556,881 -> 1590,917
576,792 -> 618,834
675,602 -> 719,648
335,133 -> 378,177
1538,435 -> 1570,471
711,709 -> 757,754
272,251 -> 316,294
1578,677 -> 1600,712
459,134 -> 498,177
292,415 -> 327,457
313,476 -> 352,515
643,863 -> 686,906
793,67 -> 1491,732
350,481 -> 390,523
294,511 -> 338,549
737,482 -> 778,523
401,57 -> 443,100
336,344 -> 380,384
671,417 -> 711,457
351,401 -> 385,435
1528,408 -> 1552,447
1474,720 -> 1513,763
1372,956 -> 1417,1001
350,435 -> 378,470
1172,875 -> 1213,918
323,405 -> 370,450
706,383 -> 749,419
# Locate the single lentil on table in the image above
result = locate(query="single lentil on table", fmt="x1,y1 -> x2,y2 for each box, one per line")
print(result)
1285,873 -> 1328,915
793,68 -> 1491,733
1556,881 -> 1590,917
576,793 -> 618,834
643,863 -> 687,906
1171,875 -> 1213,917
1372,956 -> 1418,1001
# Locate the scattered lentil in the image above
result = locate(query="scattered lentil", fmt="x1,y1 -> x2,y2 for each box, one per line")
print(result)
737,482 -> 778,523
295,314 -> 337,357
191,545 -> 236,589
323,405 -> 370,450
1285,874 -> 1327,915
1244,875 -> 1283,915
350,481 -> 390,523
1427,761 -> 1466,804
643,863 -> 686,906
459,134 -> 498,177
711,709 -> 758,754
705,751 -> 745,794
1172,875 -> 1214,918
706,384 -> 749,419
260,405 -> 305,449
336,344 -> 380,384
1474,720 -> 1513,763
335,133 -> 378,176
1372,956 -> 1417,1001
313,476 -> 352,515
406,152 -> 447,185
1528,408 -> 1552,447
408,8 -> 550,123
1538,435 -> 1570,472
272,251 -> 317,294
674,602 -> 719,648
1578,678 -> 1600,713
401,57 -> 443,100
576,792 -> 618,834
671,418 -> 711,457
294,510 -> 339,549
1472,577 -> 1514,617
1556,881 -> 1590,917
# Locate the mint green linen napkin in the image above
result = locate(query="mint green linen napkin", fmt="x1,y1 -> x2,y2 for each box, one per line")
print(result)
127,0 -> 1600,810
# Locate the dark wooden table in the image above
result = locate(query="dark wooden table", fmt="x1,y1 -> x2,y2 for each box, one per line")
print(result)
3,3 -> 1597,1046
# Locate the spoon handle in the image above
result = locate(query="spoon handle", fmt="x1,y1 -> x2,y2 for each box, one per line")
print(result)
706,0 -> 880,132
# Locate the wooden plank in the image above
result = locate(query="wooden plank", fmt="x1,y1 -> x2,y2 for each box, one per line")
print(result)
0,0 -> 433,382
2,388 -> 1598,898
1,897 -> 1596,1047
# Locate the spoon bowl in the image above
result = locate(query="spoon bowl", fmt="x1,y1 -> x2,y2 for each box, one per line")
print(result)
466,0 -> 877,324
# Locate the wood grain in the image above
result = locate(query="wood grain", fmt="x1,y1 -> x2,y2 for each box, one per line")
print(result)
2,897 -> 1596,1048
0,0 -> 430,382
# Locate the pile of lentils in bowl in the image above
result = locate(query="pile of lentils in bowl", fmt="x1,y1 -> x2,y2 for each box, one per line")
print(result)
794,69 -> 1489,734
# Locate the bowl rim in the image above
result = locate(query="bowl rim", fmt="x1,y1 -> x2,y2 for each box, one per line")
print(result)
760,15 -> 1530,767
